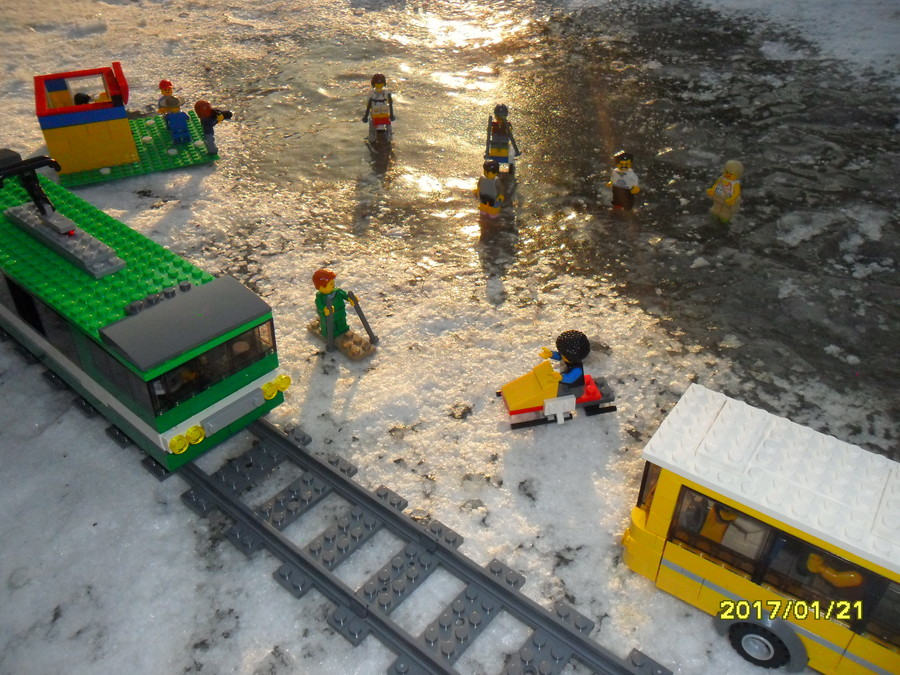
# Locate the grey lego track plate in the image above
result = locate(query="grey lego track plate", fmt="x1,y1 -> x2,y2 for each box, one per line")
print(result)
5,204 -> 125,278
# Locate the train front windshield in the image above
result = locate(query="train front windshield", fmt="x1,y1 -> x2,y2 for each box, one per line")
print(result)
148,320 -> 275,414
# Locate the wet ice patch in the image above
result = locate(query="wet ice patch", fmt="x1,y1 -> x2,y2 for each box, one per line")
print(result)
776,211 -> 843,246
845,205 -> 889,241
759,40 -> 813,61
824,344 -> 861,365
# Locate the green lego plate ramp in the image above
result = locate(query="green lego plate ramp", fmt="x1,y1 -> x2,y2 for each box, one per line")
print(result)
59,111 -> 219,187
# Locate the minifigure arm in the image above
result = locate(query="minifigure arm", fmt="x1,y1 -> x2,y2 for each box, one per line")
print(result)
508,125 -> 521,156
484,115 -> 493,158
387,92 -> 395,121
560,366 -> 583,385
362,98 -> 373,123
540,348 -> 561,362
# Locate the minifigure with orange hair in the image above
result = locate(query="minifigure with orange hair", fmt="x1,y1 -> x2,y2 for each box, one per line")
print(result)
308,268 -> 378,359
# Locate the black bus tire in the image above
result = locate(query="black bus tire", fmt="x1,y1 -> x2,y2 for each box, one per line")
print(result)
728,622 -> 791,669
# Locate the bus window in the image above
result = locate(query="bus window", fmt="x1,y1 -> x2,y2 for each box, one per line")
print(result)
637,462 -> 661,510
762,536 -> 868,625
670,488 -> 773,576
863,581 -> 900,648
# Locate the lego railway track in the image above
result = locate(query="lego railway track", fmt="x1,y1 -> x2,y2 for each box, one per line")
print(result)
173,419 -> 670,675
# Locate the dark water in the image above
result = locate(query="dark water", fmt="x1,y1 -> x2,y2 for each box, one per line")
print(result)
189,0 -> 898,457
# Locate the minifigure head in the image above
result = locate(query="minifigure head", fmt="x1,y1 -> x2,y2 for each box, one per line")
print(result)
73,92 -> 92,105
613,150 -> 633,170
482,159 -> 500,177
194,100 -> 213,119
312,268 -> 337,293
371,74 -> 387,90
159,79 -> 174,95
722,159 -> 744,180
493,103 -> 509,118
555,330 -> 591,364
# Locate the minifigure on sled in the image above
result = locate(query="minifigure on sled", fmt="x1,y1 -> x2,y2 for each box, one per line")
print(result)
498,330 -> 616,429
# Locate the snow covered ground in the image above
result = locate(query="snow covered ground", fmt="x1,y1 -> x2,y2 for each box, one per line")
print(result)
0,1 -> 897,674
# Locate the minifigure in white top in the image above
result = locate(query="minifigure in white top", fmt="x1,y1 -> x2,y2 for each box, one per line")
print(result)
607,150 -> 640,210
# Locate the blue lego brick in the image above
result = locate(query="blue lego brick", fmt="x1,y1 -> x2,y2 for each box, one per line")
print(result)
44,78 -> 68,93
37,105 -> 128,130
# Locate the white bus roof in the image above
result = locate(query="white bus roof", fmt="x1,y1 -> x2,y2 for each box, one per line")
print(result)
642,384 -> 900,577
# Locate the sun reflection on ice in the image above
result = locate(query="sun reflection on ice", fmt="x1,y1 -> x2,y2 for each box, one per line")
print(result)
405,2 -> 532,49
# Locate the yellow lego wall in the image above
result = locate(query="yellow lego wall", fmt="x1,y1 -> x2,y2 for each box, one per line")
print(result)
47,89 -> 74,109
42,118 -> 139,174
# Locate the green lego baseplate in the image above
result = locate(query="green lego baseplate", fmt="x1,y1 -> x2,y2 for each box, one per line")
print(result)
0,176 -> 214,337
59,111 -> 219,187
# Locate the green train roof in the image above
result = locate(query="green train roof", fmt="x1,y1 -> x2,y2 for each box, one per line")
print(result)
0,175 -> 214,337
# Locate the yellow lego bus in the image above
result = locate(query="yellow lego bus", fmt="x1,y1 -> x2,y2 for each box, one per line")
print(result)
622,385 -> 899,675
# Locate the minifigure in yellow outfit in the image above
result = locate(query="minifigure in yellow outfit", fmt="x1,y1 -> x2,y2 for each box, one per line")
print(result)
707,159 -> 744,224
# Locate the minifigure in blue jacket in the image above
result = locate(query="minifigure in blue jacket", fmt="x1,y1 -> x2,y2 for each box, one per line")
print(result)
539,330 -> 591,397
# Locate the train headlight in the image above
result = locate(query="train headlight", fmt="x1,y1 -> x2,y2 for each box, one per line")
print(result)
169,435 -> 189,454
262,382 -> 278,400
274,374 -> 291,391
186,425 -> 206,445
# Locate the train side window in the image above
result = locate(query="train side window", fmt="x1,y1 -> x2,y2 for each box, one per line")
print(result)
3,277 -> 44,335
33,298 -> 80,366
0,275 -> 16,312
670,488 -> 773,576
86,339 -> 135,404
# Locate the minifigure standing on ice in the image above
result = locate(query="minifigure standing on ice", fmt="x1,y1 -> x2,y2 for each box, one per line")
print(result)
485,104 -> 521,175
362,74 -> 395,144
474,159 -> 505,218
607,150 -> 640,210
707,159 -> 743,224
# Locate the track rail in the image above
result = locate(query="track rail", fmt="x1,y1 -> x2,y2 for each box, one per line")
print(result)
174,419 -> 671,675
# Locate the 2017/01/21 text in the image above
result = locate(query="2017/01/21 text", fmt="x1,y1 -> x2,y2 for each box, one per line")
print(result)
718,599 -> 863,622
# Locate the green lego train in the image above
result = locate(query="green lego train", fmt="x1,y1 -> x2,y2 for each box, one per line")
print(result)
0,151 -> 290,470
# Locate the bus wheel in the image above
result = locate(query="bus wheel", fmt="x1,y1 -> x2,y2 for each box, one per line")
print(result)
728,623 -> 790,669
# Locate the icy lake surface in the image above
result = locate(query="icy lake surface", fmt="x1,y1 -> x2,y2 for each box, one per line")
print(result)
0,0 -> 897,674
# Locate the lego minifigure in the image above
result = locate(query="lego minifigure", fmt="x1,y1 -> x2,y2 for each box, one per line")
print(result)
607,151 -> 640,210
194,100 -> 233,154
474,159 -> 505,218
156,80 -> 191,144
498,329 -> 616,428
157,79 -> 182,114
485,104 -> 521,175
361,74 -> 395,144
308,268 -> 378,360
706,159 -> 744,224
540,330 -> 591,398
